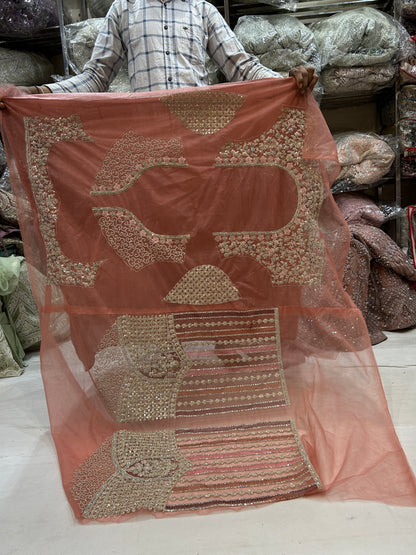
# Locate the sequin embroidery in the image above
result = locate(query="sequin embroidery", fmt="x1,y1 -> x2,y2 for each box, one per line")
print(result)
160,90 -> 244,134
90,309 -> 288,422
214,108 -> 325,286
164,265 -> 240,304
71,421 -> 321,518
91,131 -> 188,195
93,207 -> 190,270
24,115 -> 103,287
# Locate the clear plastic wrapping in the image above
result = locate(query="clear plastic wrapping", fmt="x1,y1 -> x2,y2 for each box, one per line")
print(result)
234,14 -> 321,74
0,167 -> 12,193
319,64 -> 397,95
399,118 -> 416,153
0,0 -> 59,36
64,18 -> 131,93
331,132 -> 396,194
311,8 -> 415,68
0,141 -> 7,177
0,47 -> 53,86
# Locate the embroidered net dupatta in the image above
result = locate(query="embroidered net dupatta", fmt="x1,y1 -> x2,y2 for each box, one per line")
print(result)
1,78 -> 415,523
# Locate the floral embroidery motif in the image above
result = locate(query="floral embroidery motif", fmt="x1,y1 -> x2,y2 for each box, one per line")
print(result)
90,309 -> 288,422
24,115 -> 103,287
160,90 -> 244,134
93,207 -> 190,270
71,430 -> 192,518
164,264 -> 240,304
91,131 -> 187,195
214,108 -> 325,286
71,421 -> 321,518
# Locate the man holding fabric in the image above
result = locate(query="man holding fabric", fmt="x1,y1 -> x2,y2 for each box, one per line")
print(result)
0,0 -> 317,106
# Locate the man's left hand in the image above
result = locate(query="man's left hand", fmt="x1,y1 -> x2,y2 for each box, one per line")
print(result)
289,66 -> 318,94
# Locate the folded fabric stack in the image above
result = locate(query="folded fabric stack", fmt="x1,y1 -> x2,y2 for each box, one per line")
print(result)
331,132 -> 395,193
335,192 -> 416,344
311,7 -> 412,94
0,47 -> 53,86
0,143 -> 41,378
234,14 -> 321,76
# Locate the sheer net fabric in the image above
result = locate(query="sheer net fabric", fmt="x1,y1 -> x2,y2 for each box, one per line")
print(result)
1,79 -> 415,523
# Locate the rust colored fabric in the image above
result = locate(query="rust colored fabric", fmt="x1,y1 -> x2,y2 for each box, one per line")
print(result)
1,78 -> 415,523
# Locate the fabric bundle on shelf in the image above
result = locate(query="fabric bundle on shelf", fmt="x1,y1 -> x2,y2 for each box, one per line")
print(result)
0,47 -> 53,87
234,14 -> 321,76
331,132 -> 395,194
311,8 -> 413,95
335,192 -> 416,345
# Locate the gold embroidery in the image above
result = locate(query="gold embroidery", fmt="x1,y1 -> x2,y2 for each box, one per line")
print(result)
93,207 -> 190,270
71,430 -> 192,518
90,314 -> 190,421
164,264 -> 240,304
214,108 -> 325,286
24,115 -> 103,287
167,421 -> 321,511
160,90 -> 244,134
71,421 -> 320,519
90,309 -> 288,421
91,131 -> 188,195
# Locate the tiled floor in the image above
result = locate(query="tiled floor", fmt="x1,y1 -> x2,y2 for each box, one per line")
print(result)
1,329 -> 415,555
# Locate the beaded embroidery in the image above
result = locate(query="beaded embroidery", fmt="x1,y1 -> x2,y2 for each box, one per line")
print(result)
91,131 -> 188,195
93,207 -> 190,270
214,108 -> 325,286
71,420 -> 321,518
164,264 -> 240,304
24,115 -> 103,287
71,429 -> 192,518
160,90 -> 244,134
90,309 -> 288,422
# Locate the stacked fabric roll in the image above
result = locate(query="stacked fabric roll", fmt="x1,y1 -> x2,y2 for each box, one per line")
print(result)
234,14 -> 321,76
310,7 -> 410,95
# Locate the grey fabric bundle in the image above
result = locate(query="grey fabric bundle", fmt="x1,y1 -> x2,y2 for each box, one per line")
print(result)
0,47 -> 53,86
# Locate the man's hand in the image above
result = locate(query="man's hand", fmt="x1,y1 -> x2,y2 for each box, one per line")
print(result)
288,66 -> 318,94
0,85 -> 51,109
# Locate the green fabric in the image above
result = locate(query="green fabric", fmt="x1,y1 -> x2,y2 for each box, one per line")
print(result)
0,304 -> 26,368
0,255 -> 20,295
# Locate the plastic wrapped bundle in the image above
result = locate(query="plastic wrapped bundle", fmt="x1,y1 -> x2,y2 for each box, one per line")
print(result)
65,18 -> 131,92
399,119 -> 416,155
311,8 -> 411,68
88,0 -> 114,18
331,132 -> 395,194
0,48 -> 53,87
319,64 -> 396,95
399,85 -> 416,119
234,14 -> 321,75
0,0 -> 58,35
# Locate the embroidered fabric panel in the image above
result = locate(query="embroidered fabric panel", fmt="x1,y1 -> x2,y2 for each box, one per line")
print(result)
93,207 -> 190,270
160,90 -> 244,134
91,131 -> 188,195
214,108 -> 325,286
71,420 -> 321,519
24,115 -> 103,287
164,265 -> 240,304
90,308 -> 288,422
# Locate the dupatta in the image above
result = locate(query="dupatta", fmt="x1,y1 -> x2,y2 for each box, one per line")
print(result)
1,78 -> 415,522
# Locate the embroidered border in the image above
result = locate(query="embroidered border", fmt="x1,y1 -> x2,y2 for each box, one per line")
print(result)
24,115 -> 103,287
213,107 -> 325,286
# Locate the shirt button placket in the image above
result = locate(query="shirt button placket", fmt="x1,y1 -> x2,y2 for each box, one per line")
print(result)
163,2 -> 173,87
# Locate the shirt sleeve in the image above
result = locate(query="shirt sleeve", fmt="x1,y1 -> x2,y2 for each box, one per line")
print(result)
46,3 -> 126,93
204,4 -> 282,82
